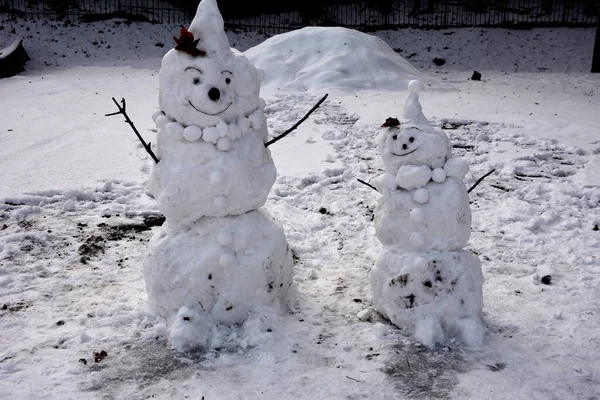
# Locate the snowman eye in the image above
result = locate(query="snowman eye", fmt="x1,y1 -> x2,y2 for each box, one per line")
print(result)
409,137 -> 414,142
392,134 -> 397,140
193,77 -> 201,85
225,78 -> 231,84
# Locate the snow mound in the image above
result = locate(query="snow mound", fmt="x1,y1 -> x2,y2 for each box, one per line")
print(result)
244,26 -> 452,93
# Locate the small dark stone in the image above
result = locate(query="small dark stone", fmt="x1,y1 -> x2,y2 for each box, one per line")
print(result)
541,275 -> 552,285
155,42 -> 164,47
353,298 -> 362,303
266,328 -> 272,332
183,316 -> 190,321
1,224 -> 7,230
93,350 -> 108,363
208,274 -> 212,280
471,71 -> 482,81
56,320 -> 65,326
226,306 -> 233,311
2,304 -> 7,310
422,280 -> 432,288
79,358 -> 87,365
433,57 -> 445,66
594,225 -> 599,231
319,207 -> 327,214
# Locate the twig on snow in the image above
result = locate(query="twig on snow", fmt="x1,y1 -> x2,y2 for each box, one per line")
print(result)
345,376 -> 364,383
357,179 -> 378,192
106,97 -> 160,164
265,94 -> 329,147
468,169 -> 496,193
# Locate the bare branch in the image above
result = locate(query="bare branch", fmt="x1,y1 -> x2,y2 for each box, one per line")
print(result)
265,94 -> 329,147
357,178 -> 378,192
468,169 -> 496,193
106,97 -> 160,164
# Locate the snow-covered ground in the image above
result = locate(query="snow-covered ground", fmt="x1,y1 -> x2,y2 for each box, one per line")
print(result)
1,14 -> 599,400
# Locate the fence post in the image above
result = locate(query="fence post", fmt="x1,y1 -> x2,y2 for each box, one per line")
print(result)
593,21 -> 600,72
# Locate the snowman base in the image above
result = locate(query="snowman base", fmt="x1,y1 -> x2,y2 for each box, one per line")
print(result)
370,248 -> 484,347
144,208 -> 294,351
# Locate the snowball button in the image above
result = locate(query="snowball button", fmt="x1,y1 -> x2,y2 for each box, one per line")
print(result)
210,169 -> 225,185
216,120 -> 229,137
152,109 -> 165,123
183,125 -> 203,142
410,208 -> 425,223
155,115 -> 171,130
217,137 -> 231,152
203,127 -> 220,143
413,188 -> 429,204
166,122 -> 184,139
432,168 -> 446,183
249,110 -> 264,130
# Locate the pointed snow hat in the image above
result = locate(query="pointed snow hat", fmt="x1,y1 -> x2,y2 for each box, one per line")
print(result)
401,80 -> 433,131
187,0 -> 231,57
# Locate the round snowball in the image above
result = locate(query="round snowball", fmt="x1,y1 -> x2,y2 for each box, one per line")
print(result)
155,115 -> 171,130
166,122 -> 184,139
432,168 -> 447,183
219,253 -> 236,268
216,120 -> 229,137
152,109 -> 165,123
210,169 -> 225,185
414,188 -> 429,204
203,127 -> 220,144
217,230 -> 233,246
238,117 -> 250,132
412,256 -> 428,271
217,137 -> 232,152
213,195 -> 228,209
410,208 -> 425,223
249,110 -> 264,130
410,232 -> 426,248
408,80 -> 424,94
444,158 -> 469,179
183,125 -> 203,142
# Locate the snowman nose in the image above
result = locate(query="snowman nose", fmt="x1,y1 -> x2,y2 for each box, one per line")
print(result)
208,87 -> 220,101
402,144 -> 408,150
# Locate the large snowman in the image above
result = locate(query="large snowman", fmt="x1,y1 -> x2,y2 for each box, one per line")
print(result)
370,81 -> 485,348
143,0 -> 293,351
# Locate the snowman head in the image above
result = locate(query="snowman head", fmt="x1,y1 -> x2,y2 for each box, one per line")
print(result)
379,125 -> 451,173
158,0 -> 261,127
379,80 -> 451,174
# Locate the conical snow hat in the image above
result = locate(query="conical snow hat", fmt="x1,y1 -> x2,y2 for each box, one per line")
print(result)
186,0 -> 231,57
401,80 -> 433,131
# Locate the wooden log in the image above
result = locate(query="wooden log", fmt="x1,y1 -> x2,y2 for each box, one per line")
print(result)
0,38 -> 30,79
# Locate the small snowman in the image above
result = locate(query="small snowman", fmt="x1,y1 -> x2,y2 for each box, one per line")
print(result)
369,80 -> 485,348
143,0 -> 293,351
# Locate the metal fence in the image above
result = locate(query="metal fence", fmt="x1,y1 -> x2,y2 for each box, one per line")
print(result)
1,0 -> 598,31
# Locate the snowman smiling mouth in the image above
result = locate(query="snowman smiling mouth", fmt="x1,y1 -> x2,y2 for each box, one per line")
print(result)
188,100 -> 233,116
392,148 -> 418,157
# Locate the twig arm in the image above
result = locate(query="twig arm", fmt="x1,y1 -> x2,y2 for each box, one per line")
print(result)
106,97 -> 160,164
357,178 -> 379,192
468,169 -> 495,193
265,94 -> 328,147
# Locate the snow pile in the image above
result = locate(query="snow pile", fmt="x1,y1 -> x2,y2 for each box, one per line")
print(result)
244,26 -> 454,93
370,81 -> 484,347
143,0 -> 293,352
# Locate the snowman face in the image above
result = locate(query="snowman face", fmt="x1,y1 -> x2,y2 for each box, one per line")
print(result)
159,50 -> 261,127
380,126 -> 451,173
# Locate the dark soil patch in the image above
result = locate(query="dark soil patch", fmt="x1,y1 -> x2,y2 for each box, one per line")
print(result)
383,343 -> 470,399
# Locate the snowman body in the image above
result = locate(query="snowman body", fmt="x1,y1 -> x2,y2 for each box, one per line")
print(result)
369,82 -> 485,348
143,0 -> 293,351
